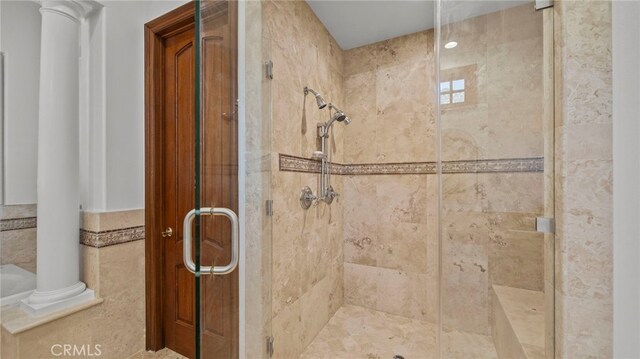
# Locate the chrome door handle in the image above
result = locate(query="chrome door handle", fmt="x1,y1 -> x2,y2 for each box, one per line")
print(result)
183,207 -> 239,275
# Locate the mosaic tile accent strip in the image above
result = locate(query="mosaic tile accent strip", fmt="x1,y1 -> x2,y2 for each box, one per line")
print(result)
279,154 -> 544,175
343,162 -> 437,175
0,217 -> 37,232
80,226 -> 145,248
443,157 -> 545,174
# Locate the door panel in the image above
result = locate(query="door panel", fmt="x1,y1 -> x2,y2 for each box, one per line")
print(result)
163,26 -> 196,358
159,1 -> 238,356
198,1 -> 238,357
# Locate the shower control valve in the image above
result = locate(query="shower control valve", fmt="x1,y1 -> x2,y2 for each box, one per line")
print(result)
324,185 -> 339,205
300,186 -> 317,210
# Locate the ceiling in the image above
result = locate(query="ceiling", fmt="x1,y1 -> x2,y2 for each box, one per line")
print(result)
306,1 -> 529,50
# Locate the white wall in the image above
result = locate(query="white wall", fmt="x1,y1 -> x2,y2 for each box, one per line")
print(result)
103,0 -> 187,211
0,1 -> 41,205
1,0 -> 187,210
613,1 -> 640,358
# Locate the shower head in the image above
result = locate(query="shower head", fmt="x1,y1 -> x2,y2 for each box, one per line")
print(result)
304,86 -> 327,109
327,104 -> 351,128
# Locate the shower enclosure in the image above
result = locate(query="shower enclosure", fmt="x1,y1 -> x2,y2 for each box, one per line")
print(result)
188,0 -> 555,357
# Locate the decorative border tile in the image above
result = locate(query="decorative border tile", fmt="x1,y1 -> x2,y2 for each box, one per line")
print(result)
279,154 -> 544,175
80,226 -> 145,248
443,157 -> 544,173
1,217 -> 37,232
343,162 -> 437,175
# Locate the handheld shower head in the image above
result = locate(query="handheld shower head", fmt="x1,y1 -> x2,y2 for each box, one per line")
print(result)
304,86 -> 327,109
328,104 -> 351,127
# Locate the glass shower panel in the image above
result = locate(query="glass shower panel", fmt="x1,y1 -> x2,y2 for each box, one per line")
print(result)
437,2 -> 555,358
193,1 -> 273,358
194,0 -> 239,357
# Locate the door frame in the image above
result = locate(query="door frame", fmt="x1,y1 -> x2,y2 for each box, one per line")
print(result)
144,2 -> 195,351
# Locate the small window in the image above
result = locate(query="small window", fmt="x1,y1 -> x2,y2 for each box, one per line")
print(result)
440,78 -> 466,105
439,65 -> 477,108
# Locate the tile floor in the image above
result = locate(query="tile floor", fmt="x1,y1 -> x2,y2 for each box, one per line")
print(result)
129,348 -> 187,359
300,304 -> 498,359
131,305 -> 498,359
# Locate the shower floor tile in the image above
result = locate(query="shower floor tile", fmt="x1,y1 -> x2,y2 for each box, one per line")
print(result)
299,304 -> 497,359
128,348 -> 187,359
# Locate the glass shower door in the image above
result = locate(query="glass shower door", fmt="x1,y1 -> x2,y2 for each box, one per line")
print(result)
437,1 -> 555,358
189,0 -> 240,357
190,1 -> 273,358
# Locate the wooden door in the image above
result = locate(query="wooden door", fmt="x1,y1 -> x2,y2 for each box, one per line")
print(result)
146,2 -> 238,358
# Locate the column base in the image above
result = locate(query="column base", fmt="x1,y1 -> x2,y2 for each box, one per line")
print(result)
20,282 -> 95,317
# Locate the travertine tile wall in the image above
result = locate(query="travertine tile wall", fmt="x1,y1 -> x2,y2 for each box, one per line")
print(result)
1,205 -> 37,272
341,30 -> 437,322
265,1 -> 345,358
439,4 -> 546,335
341,4 -> 546,332
554,1 -> 613,357
1,211 -> 146,358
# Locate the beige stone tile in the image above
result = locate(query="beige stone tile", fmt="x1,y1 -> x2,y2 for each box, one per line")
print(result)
556,292 -> 612,358
558,1 -> 611,127
486,3 -> 543,44
1,204 -> 36,219
376,175 -> 428,224
82,209 -> 144,232
486,38 -> 543,160
564,123 -> 612,161
375,267 -> 429,321
1,327 -> 18,358
343,44 -> 377,76
343,176 -> 379,267
441,238 -> 490,335
300,305 -> 436,359
376,30 -> 432,71
376,60 -> 430,116
17,311 -> 95,358
480,173 -> 544,213
343,71 -> 377,164
1,228 -> 36,272
441,329 -> 498,359
377,222 -> 428,274
344,263 -> 378,310
91,241 -> 145,358
299,275 -> 331,349
376,111 -> 435,163
493,286 -> 545,349
271,299 -> 304,359
128,348 -> 187,359
81,244 -> 100,296
488,226 -> 544,292
440,104 -> 490,161
441,174 -> 486,212
491,287 -> 528,359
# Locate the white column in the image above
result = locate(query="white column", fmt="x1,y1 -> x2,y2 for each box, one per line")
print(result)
21,0 -> 95,316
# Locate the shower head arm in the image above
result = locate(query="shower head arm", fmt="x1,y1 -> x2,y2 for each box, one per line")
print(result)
304,86 -> 328,109
303,86 -> 318,96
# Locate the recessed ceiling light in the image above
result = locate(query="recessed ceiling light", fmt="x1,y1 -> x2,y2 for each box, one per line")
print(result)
444,41 -> 458,49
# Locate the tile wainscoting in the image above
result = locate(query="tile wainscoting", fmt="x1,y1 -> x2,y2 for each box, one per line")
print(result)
1,208 -> 146,359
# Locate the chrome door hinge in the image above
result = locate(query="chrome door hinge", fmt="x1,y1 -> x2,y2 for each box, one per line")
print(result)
535,0 -> 553,10
267,336 -> 274,357
536,217 -> 555,234
265,60 -> 273,80
266,200 -> 273,217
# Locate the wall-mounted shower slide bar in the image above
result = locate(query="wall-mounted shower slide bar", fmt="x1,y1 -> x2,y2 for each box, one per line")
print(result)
300,87 -> 351,209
